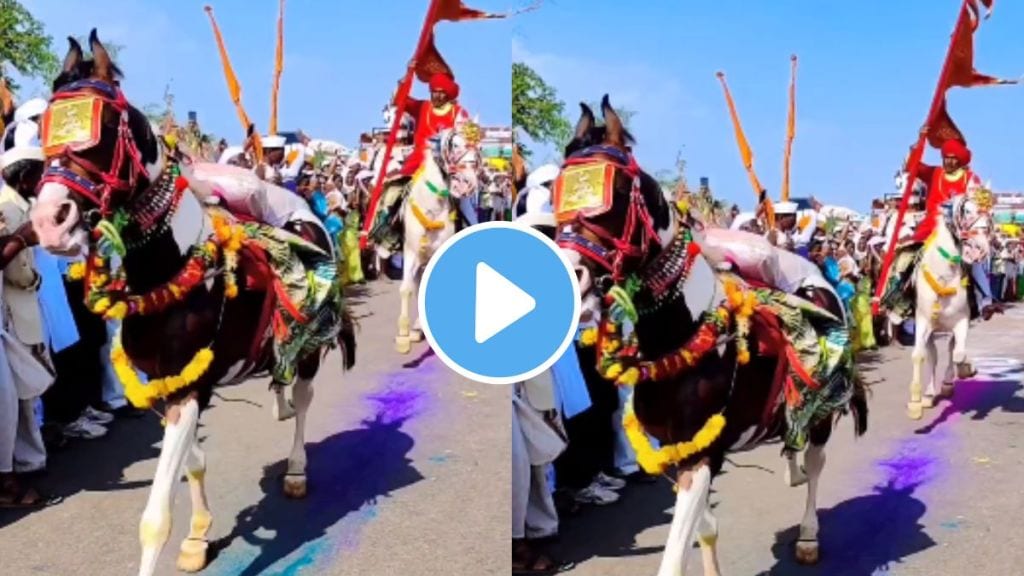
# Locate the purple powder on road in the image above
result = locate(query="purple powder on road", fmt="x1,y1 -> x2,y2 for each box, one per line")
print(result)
365,386 -> 427,424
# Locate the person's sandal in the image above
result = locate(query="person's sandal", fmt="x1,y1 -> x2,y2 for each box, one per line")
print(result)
0,477 -> 63,509
513,540 -> 568,575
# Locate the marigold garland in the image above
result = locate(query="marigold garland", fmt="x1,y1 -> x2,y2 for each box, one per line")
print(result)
111,331 -> 215,409
623,403 -> 726,475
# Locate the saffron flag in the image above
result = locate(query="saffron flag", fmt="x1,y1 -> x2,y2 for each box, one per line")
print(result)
781,55 -> 797,202
269,0 -> 285,135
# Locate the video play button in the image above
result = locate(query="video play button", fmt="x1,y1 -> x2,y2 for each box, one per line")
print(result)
474,263 -> 536,344
419,221 -> 580,385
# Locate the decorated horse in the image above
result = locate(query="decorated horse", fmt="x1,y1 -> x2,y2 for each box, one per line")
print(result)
553,97 -> 867,575
901,193 -> 992,419
28,31 -> 355,576
394,127 -> 481,353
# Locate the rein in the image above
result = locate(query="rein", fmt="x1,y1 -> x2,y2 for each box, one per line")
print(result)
40,79 -> 149,216
555,145 -> 662,283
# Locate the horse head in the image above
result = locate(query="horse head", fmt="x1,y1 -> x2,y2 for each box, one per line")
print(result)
553,95 -> 673,322
426,125 -> 481,199
30,30 -> 163,256
947,191 -> 993,265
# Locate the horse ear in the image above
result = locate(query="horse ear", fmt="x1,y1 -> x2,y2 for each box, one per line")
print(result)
88,29 -> 113,81
574,102 -> 594,141
63,36 -> 84,74
601,94 -> 623,146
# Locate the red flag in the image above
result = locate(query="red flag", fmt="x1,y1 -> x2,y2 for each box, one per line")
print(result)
926,97 -> 965,148
415,32 -> 453,82
435,0 -> 539,22
946,2 -> 1015,88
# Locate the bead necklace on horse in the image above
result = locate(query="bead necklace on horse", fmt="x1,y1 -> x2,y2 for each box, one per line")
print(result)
28,31 -> 354,576
554,96 -> 867,576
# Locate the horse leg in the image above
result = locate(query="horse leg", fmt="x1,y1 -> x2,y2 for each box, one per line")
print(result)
952,314 -> 974,380
272,381 -> 296,421
794,441 -> 826,565
395,247 -> 416,354
696,505 -> 722,576
921,335 -> 940,408
283,354 -> 317,499
138,398 -> 200,576
784,449 -> 807,487
176,439 -> 212,573
409,271 -> 424,343
656,464 -> 711,576
908,311 -> 932,420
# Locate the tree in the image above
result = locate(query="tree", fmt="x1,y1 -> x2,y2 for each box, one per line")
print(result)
0,0 -> 59,90
512,62 -> 572,157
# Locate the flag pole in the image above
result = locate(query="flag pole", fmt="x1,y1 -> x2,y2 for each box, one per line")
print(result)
270,0 -> 285,135
872,0 -> 971,314
781,55 -> 797,202
360,0 -> 443,249
716,71 -> 774,229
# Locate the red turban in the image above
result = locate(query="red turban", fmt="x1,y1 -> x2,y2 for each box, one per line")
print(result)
429,73 -> 460,99
940,139 -> 971,165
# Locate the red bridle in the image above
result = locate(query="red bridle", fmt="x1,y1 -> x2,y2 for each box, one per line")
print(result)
39,79 -> 149,216
555,146 -> 663,282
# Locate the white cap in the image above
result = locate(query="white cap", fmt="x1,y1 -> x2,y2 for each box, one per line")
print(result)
729,212 -> 756,230
218,145 -> 244,165
261,134 -> 286,148
525,163 -> 560,190
13,98 -> 47,123
774,201 -> 798,215
515,185 -> 557,229
0,119 -> 44,170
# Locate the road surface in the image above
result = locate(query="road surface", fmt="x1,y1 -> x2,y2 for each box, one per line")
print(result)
0,280 -> 511,576
557,305 -> 1024,576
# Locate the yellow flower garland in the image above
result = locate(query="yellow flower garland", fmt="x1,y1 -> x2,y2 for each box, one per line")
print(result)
922,266 -> 958,297
111,332 -> 215,409
623,402 -> 726,475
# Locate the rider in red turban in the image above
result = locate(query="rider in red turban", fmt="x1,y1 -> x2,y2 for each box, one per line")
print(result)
912,139 -> 981,243
428,73 -> 460,100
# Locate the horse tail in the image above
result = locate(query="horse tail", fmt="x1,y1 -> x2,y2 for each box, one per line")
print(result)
338,306 -> 358,370
849,372 -> 869,437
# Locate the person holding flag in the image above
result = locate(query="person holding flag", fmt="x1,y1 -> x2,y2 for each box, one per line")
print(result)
400,72 -> 478,227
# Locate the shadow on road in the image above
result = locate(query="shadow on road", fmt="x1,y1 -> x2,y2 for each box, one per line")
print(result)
0,412 -> 163,530
763,481 -> 934,576
914,378 -> 1024,435
557,481 -> 675,565
208,412 -> 423,576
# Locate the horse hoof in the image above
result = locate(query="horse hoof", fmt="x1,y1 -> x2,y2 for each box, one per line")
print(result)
283,475 -> 307,499
177,539 -> 210,573
409,329 -> 424,343
956,363 -> 976,379
940,383 -> 955,398
794,540 -> 820,565
907,402 -> 923,420
395,336 -> 412,354
921,395 -> 935,409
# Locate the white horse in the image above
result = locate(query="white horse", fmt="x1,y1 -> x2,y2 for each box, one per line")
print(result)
907,194 -> 990,419
395,128 -> 480,353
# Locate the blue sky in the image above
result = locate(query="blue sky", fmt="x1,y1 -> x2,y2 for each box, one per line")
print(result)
513,0 -> 1024,210
18,0 -> 513,146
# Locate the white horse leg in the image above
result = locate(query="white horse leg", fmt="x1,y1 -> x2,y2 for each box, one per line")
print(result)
283,376 -> 313,499
176,440 -> 212,573
696,505 -> 722,576
784,449 -> 807,487
794,443 -> 826,564
921,336 -> 940,408
272,382 -> 296,421
656,465 -> 711,576
951,313 -> 971,383
138,399 -> 200,576
396,247 -> 417,354
409,270 -> 424,343
908,312 -> 931,420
